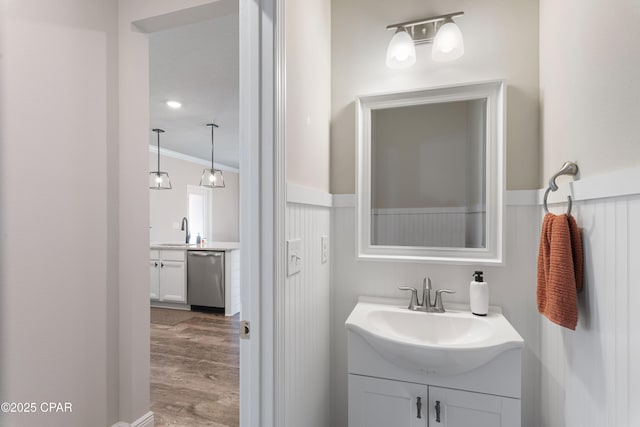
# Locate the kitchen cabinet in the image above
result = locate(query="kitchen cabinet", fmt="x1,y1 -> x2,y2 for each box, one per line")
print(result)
150,249 -> 186,304
149,259 -> 160,300
348,375 -> 519,427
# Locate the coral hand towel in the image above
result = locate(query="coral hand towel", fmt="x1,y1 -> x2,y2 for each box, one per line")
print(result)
537,213 -> 584,330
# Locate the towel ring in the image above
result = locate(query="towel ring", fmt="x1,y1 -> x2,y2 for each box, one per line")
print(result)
543,187 -> 573,216
543,161 -> 579,216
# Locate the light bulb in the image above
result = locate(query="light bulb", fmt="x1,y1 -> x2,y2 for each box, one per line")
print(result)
386,28 -> 416,69
432,19 -> 464,62
155,175 -> 163,184
208,172 -> 215,182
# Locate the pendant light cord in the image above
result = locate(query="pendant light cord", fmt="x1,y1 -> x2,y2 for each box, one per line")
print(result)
211,125 -> 215,171
207,123 -> 219,172
157,130 -> 161,173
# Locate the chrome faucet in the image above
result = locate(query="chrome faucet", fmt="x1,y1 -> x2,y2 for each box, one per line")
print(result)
180,217 -> 190,244
399,277 -> 456,313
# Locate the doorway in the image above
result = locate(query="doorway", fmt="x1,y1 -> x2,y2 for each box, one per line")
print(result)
146,8 -> 241,427
119,0 -> 278,425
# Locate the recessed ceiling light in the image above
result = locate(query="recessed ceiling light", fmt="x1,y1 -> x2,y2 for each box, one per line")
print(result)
166,100 -> 182,109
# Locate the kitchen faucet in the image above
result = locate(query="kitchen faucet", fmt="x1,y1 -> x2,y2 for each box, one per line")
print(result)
180,217 -> 190,244
398,277 -> 456,313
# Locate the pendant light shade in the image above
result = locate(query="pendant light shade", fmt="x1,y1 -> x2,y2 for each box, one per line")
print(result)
386,28 -> 416,69
200,123 -> 225,188
149,128 -> 172,190
432,18 -> 465,62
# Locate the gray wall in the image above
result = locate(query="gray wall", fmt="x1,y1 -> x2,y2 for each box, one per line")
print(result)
539,0 -> 640,185
0,0 -> 120,425
286,0 -> 331,192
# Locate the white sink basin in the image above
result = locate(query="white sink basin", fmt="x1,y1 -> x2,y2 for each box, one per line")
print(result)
153,243 -> 195,247
345,301 -> 523,375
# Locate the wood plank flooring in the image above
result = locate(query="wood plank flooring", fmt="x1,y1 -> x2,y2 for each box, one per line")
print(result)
151,308 -> 239,427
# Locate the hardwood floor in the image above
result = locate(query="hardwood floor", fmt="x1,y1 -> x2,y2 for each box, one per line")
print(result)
151,308 -> 239,427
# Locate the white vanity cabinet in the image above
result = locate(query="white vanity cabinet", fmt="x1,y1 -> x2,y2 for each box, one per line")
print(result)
347,304 -> 522,427
349,375 -> 428,427
349,374 -> 519,427
149,249 -> 187,303
427,386 -> 519,426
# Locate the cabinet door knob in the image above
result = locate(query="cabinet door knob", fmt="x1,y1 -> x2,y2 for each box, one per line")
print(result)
160,262 -> 164,268
416,396 -> 422,419
154,262 -> 158,267
435,400 -> 441,422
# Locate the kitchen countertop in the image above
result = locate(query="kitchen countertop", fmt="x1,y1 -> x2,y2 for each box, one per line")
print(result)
150,241 -> 240,251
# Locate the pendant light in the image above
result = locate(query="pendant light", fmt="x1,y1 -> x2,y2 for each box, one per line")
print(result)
200,123 -> 225,188
149,128 -> 172,190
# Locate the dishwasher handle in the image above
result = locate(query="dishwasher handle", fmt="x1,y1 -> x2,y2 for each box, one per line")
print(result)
189,252 -> 223,257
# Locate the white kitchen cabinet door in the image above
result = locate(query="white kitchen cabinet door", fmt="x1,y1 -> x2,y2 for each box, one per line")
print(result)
149,260 -> 160,301
428,386 -> 520,427
159,260 -> 186,303
349,375 -> 428,427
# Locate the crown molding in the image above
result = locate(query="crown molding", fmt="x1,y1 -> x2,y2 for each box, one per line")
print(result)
149,145 -> 239,173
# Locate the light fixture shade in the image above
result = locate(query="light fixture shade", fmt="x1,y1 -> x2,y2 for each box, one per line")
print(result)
149,171 -> 172,190
386,28 -> 416,69
432,19 -> 464,62
150,128 -> 172,190
200,123 -> 225,188
199,168 -> 225,188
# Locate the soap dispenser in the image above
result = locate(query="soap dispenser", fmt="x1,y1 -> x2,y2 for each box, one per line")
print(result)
196,232 -> 202,245
470,271 -> 489,316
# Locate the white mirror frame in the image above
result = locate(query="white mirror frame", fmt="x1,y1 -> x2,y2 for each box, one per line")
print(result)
356,80 -> 505,264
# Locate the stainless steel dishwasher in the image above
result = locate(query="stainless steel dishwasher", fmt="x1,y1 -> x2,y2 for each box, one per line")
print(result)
187,251 -> 225,310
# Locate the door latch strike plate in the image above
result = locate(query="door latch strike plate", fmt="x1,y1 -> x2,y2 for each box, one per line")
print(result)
240,320 -> 250,339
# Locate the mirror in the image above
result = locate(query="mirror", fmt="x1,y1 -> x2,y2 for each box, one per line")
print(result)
356,81 -> 505,264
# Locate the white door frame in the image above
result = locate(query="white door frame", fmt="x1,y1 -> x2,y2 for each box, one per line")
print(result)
118,0 -> 282,425
239,0 -> 285,424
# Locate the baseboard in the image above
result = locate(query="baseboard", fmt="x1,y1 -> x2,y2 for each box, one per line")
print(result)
132,412 -> 154,427
112,411 -> 154,427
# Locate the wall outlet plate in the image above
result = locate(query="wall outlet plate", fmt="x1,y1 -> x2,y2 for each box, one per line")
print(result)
321,235 -> 329,264
287,239 -> 302,276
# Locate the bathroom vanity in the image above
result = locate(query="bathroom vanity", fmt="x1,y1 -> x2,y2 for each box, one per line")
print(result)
346,298 -> 523,426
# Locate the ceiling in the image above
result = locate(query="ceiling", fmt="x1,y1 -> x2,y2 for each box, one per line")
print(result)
149,13 -> 239,169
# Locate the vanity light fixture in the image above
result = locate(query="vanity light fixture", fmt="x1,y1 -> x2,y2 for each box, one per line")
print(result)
149,128 -> 172,190
166,100 -> 182,109
199,123 -> 225,188
386,11 -> 464,69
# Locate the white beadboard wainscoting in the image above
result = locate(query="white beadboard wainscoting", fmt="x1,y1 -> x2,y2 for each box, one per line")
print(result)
539,194 -> 640,427
283,193 -> 332,427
